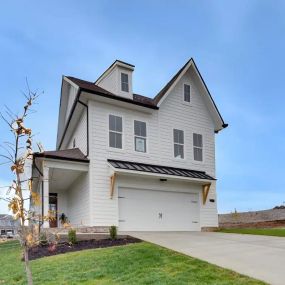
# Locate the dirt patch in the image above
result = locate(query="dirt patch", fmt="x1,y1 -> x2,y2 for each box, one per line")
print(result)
219,209 -> 285,225
219,220 -> 285,229
28,237 -> 141,260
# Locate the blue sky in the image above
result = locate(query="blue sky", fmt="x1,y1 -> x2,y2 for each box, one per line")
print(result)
1,1 -> 285,214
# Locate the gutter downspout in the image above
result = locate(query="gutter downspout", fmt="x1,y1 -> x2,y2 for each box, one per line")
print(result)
77,99 -> 89,157
57,88 -> 90,158
57,87 -> 82,150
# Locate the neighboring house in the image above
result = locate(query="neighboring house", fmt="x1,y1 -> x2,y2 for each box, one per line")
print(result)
32,58 -> 227,231
0,215 -> 19,236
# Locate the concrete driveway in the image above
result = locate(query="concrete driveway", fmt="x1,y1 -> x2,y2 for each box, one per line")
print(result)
126,231 -> 285,285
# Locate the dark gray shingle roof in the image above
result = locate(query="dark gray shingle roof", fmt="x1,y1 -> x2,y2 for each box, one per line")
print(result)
66,76 -> 158,109
34,148 -> 89,163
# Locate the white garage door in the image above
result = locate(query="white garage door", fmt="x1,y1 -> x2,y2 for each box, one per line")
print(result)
118,188 -> 200,231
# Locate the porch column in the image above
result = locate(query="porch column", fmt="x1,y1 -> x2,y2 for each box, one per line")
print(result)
42,163 -> 49,228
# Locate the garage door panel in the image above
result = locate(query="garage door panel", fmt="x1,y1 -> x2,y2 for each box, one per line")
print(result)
119,187 -> 200,231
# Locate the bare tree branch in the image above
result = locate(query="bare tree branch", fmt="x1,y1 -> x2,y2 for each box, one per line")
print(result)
0,112 -> 13,128
0,154 -> 14,163
4,104 -> 18,119
0,82 -> 46,285
0,145 -> 14,160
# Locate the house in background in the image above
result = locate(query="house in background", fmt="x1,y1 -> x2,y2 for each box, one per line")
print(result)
0,215 -> 19,237
32,58 -> 227,231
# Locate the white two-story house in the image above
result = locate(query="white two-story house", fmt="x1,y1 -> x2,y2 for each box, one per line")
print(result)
32,58 -> 227,231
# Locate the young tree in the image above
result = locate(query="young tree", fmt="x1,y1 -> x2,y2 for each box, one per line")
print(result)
0,86 -> 47,285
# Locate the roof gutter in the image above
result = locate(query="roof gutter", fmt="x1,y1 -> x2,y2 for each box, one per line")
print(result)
32,155 -> 43,177
58,85 -> 158,151
34,153 -> 89,163
191,59 -> 228,128
77,99 -> 89,157
80,87 -> 158,110
215,123 -> 229,134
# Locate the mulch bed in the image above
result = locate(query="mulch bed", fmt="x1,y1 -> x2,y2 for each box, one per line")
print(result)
28,237 -> 141,260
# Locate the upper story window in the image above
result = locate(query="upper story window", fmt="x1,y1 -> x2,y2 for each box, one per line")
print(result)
134,120 -> 147,153
193,133 -> 203,161
121,73 -> 129,92
109,115 -> 122,149
173,129 -> 184,159
184,84 -> 191,103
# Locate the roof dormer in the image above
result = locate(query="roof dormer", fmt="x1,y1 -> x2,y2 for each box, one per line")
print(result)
95,60 -> 134,100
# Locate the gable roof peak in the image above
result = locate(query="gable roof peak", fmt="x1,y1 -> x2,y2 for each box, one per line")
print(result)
154,58 -> 194,104
154,58 -> 227,132
114,59 -> 135,68
95,59 -> 135,85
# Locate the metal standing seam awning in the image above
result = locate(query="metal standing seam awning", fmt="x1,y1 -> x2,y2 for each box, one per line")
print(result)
107,159 -> 215,204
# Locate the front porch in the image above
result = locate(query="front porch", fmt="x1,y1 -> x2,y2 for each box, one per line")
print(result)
32,148 -> 89,228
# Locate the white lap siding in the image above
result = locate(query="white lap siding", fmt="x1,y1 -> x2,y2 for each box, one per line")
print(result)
67,109 -> 88,155
66,173 -> 90,226
65,85 -> 77,124
157,68 -> 218,227
88,100 -> 159,226
87,67 -> 218,228
56,189 -> 68,224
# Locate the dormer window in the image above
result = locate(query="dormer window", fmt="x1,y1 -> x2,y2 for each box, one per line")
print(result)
184,84 -> 191,103
121,73 -> 129,92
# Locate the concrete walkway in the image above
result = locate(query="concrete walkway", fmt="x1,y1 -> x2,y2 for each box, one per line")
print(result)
126,231 -> 285,285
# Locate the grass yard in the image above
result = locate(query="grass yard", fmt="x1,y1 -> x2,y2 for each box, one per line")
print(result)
217,228 -> 285,237
0,240 -> 266,285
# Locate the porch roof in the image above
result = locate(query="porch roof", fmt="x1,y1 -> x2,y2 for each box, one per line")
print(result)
107,159 -> 215,181
34,148 -> 89,163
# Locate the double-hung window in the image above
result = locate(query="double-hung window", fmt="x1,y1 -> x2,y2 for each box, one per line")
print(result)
109,115 -> 122,149
134,120 -> 146,152
121,73 -> 129,92
193,133 -> 203,161
184,84 -> 190,103
173,129 -> 184,159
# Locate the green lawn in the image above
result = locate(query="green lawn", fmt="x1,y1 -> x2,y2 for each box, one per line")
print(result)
0,240 -> 266,285
217,228 -> 285,237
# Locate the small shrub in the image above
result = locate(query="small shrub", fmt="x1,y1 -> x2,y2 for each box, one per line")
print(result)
68,229 -> 77,244
109,225 -> 117,240
39,232 -> 48,246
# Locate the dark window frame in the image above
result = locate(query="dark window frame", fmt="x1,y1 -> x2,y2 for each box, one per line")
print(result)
193,133 -> 203,161
109,115 -> 123,149
121,73 -> 129,92
173,129 -> 184,159
134,120 -> 147,153
184,84 -> 191,103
